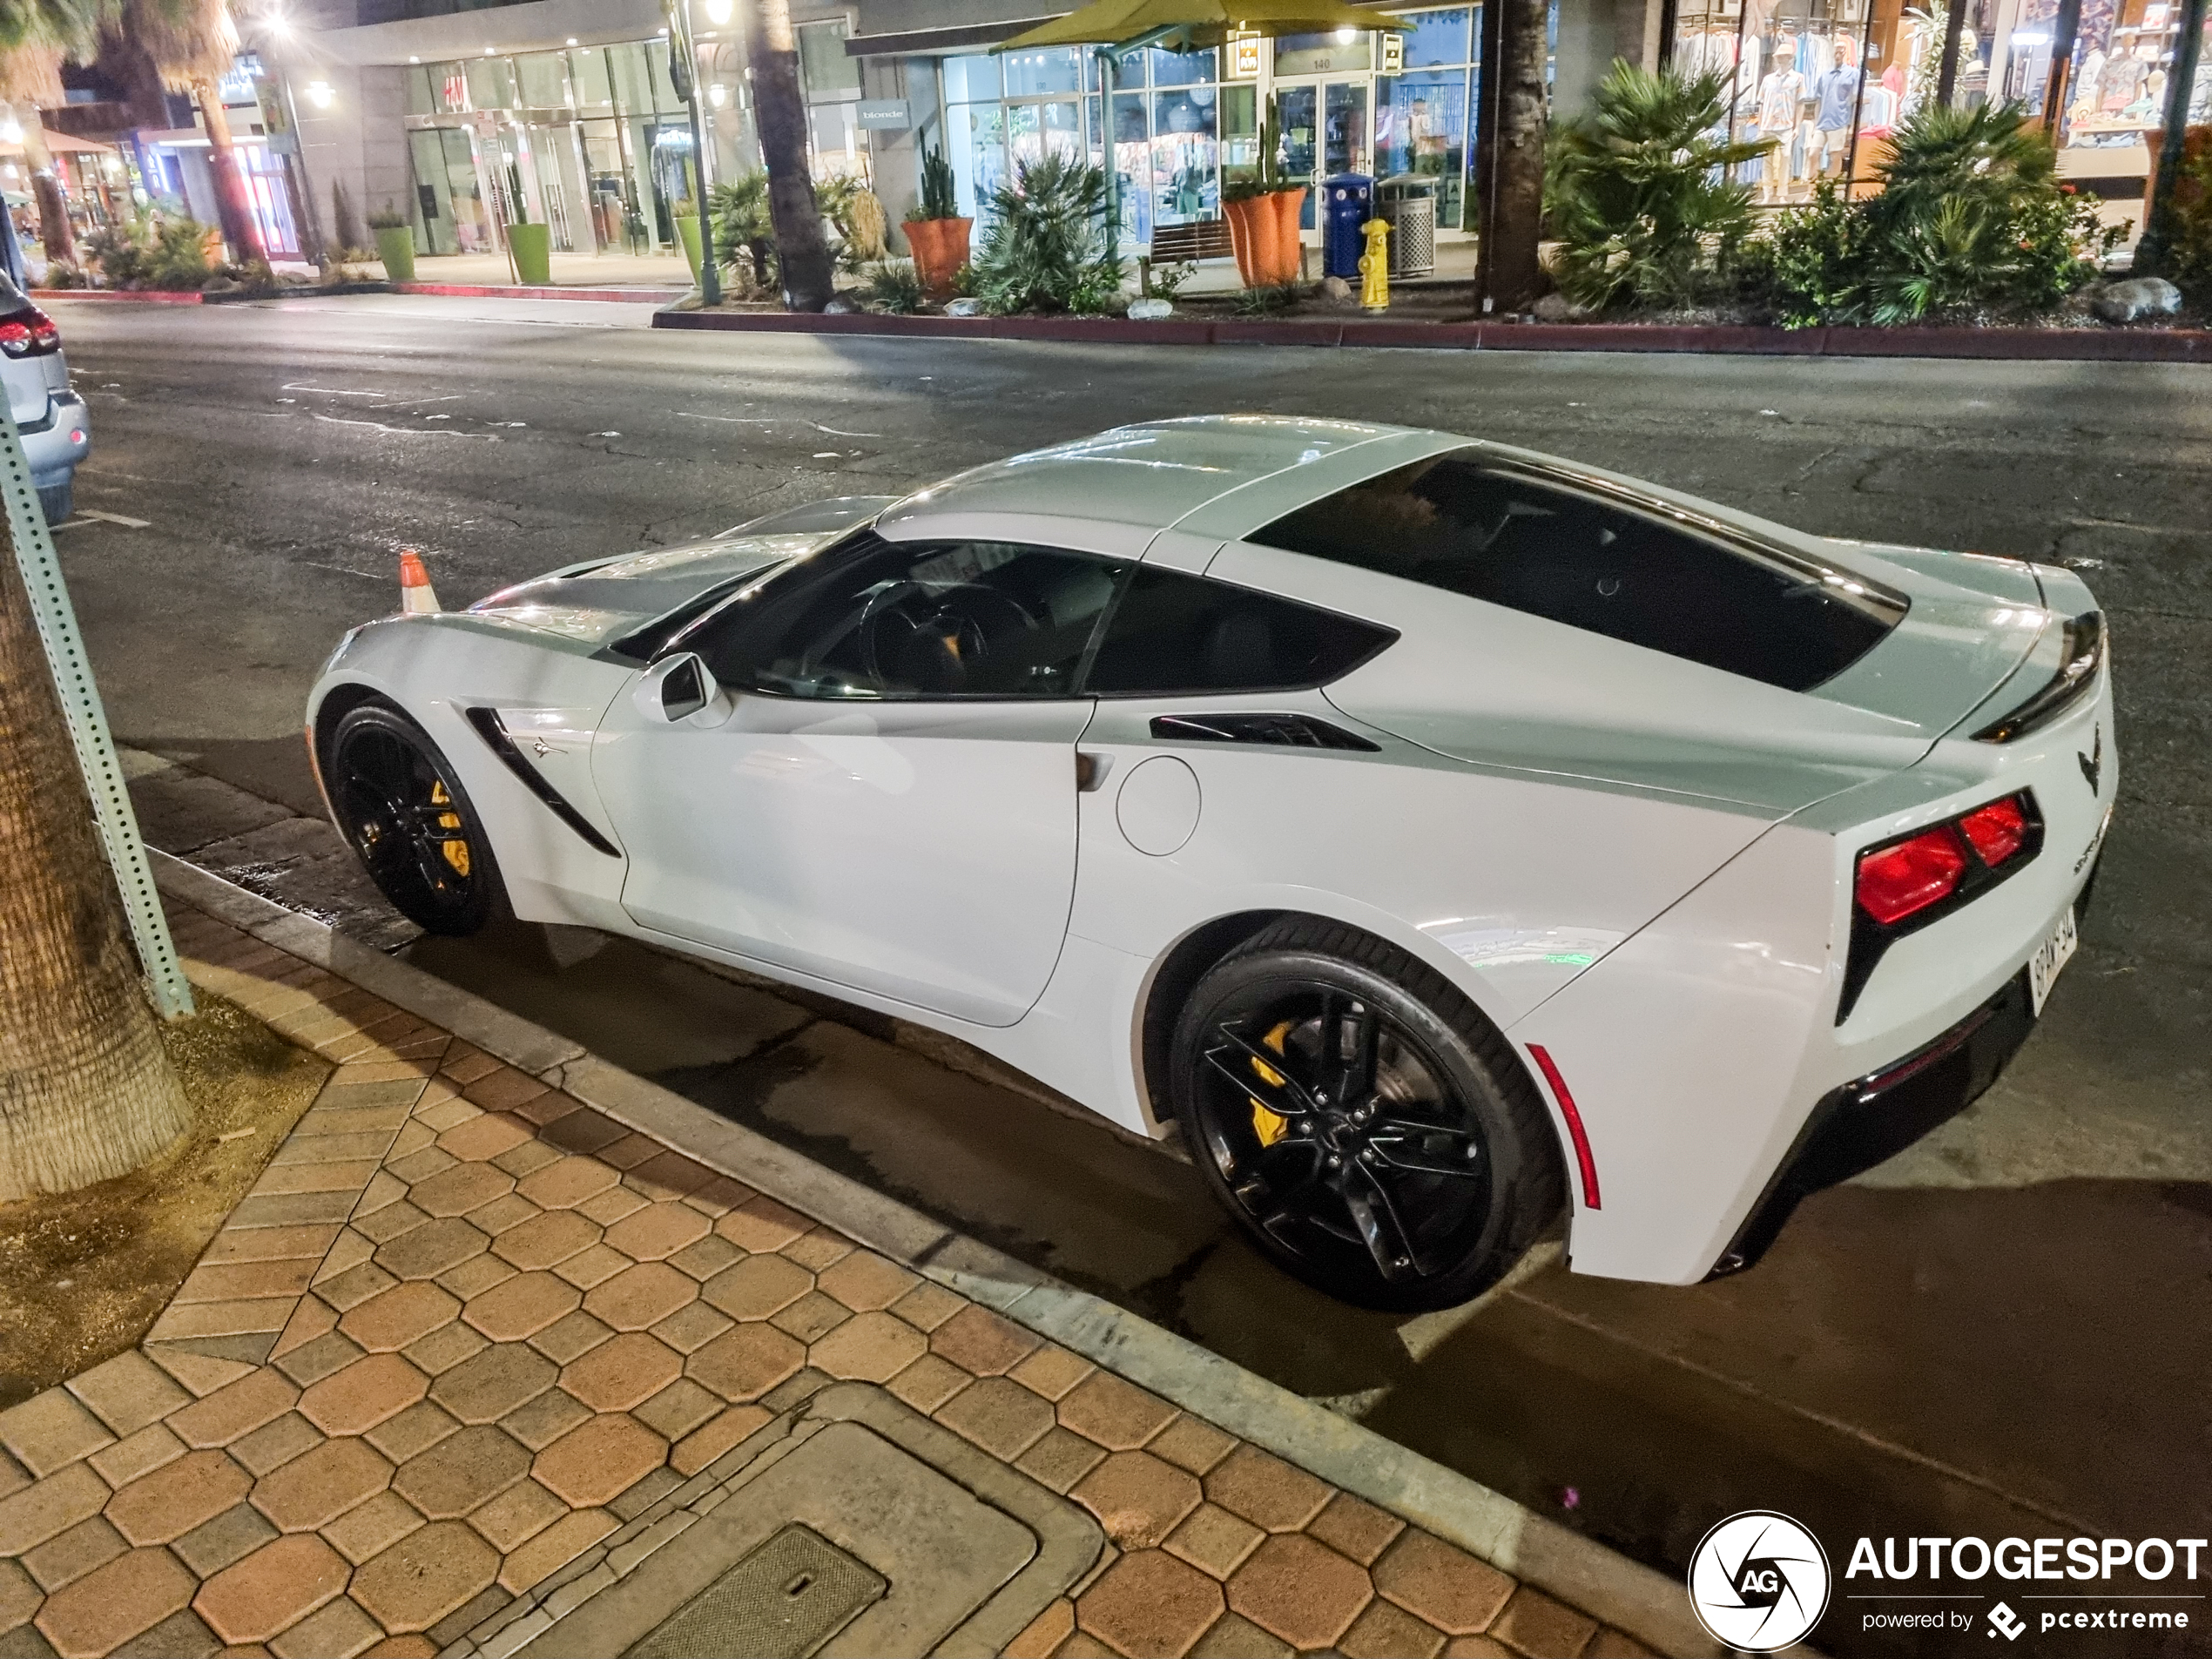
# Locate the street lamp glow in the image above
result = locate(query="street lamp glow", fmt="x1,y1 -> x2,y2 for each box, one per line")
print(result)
704,0 -> 735,23
708,82 -> 727,106
1334,25 -> 1357,42
305,79 -> 334,107
0,117 -> 22,145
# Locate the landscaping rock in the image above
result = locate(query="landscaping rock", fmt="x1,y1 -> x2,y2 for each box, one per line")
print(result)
822,297 -> 856,314
946,298 -> 986,318
1533,291 -> 1593,322
1127,297 -> 1174,321
2088,277 -> 2182,324
1319,276 -> 1356,308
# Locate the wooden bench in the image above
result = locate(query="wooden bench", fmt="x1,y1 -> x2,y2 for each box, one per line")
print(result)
1141,218 -> 1237,293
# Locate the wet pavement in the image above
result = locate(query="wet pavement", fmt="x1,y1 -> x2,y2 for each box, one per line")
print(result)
64,293 -> 2212,1655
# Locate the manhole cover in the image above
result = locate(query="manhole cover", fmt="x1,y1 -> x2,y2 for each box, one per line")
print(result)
625,1524 -> 887,1659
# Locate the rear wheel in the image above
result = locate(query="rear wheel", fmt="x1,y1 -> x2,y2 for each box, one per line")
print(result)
327,704 -> 506,936
37,479 -> 72,524
1170,919 -> 1565,1312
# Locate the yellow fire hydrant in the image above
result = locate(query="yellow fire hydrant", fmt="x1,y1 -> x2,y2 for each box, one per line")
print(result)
1359,218 -> 1390,314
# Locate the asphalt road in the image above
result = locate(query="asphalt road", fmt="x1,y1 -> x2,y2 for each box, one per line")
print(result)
52,294 -> 2212,1656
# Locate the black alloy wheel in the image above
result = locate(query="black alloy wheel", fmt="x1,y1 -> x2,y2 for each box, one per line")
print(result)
327,704 -> 504,937
1171,920 -> 1564,1312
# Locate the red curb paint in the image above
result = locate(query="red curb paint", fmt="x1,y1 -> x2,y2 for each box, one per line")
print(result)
395,282 -> 682,303
650,304 -> 2212,364
33,288 -> 203,304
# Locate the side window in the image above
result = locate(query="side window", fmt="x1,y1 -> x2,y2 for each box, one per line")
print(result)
1082,566 -> 1394,697
690,533 -> 1122,700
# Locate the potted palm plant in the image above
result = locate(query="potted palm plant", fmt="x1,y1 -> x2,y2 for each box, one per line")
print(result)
504,165 -> 551,286
366,200 -> 415,282
903,145 -> 972,300
672,199 -> 703,281
1222,102 -> 1305,287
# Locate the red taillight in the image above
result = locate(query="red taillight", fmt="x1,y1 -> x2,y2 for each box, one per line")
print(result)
1857,827 -> 1968,926
0,320 -> 32,355
1957,795 -> 2028,867
0,307 -> 58,357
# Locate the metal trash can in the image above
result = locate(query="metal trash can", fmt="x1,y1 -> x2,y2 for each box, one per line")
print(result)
1320,174 -> 1373,280
1377,174 -> 1437,278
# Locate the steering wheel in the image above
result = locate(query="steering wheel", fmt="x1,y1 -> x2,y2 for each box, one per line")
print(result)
858,583 -> 1039,691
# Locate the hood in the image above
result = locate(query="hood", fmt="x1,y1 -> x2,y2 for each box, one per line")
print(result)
465,530 -> 834,647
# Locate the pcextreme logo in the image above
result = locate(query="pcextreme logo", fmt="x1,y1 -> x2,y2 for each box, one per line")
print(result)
1686,1510 -> 1831,1652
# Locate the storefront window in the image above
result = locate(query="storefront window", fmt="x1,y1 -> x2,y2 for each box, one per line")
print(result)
1149,46 -> 1218,86
1004,47 -> 1082,95
1403,7 -> 1476,64
1152,85 -> 1219,223
516,52 -> 569,111
1276,30 -> 1375,77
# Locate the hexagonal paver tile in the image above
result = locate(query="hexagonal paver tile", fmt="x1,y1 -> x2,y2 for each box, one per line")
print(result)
712,1196 -> 810,1252
1071,1451 -> 1205,1549
929,1305 -> 1041,1377
1226,1532 -> 1372,1650
516,1156 -> 619,1210
603,1202 -> 710,1262
1309,1493 -> 1407,1567
1076,1549 -> 1224,1658
531,1416 -> 666,1508
374,1217 -> 491,1282
105,1449 -> 253,1546
299,1354 -> 430,1436
699,1254 -> 813,1322
490,1210 -> 602,1271
250,1436 -> 394,1532
339,1281 -> 462,1354
1204,1445 -> 1332,1534
438,1110 -> 536,1163
407,1162 -> 515,1219
167,1371 -> 300,1450
560,1333 -> 683,1413
1058,1372 -> 1177,1452
391,1424 -> 533,1521
429,1344 -> 558,1426
686,1324 -> 806,1404
1339,1595 -> 1447,1659
468,1476 -> 567,1553
809,1310 -> 927,1383
935,1377 -> 1056,1460
352,1519 -> 501,1635
192,1534 -> 351,1646
583,1262 -> 696,1332
31,1547 -> 195,1659
462,1271 -> 583,1342
1372,1530 -> 1514,1635
815,1251 -> 921,1312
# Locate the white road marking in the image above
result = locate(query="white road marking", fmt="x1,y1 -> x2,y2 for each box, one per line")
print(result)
678,412 -> 881,438
282,383 -> 385,396
74,509 -> 152,529
311,412 -> 498,439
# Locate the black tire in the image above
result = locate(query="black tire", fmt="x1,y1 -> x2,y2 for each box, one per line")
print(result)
37,479 -> 72,524
1170,919 -> 1566,1312
327,703 -> 508,936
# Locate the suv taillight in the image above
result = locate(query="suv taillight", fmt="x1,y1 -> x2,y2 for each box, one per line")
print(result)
0,307 -> 60,358
1841,791 -> 2042,1021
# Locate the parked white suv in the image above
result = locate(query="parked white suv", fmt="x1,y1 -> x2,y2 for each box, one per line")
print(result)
0,270 -> 88,522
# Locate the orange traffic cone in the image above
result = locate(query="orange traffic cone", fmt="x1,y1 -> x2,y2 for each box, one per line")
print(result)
400,550 -> 442,616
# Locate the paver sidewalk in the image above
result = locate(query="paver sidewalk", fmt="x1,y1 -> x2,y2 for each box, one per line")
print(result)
0,895 -> 1655,1659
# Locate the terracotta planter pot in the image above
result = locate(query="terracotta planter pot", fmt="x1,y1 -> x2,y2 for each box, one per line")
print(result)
1224,195 -> 1263,287
1266,187 -> 1307,285
907,216 -> 972,300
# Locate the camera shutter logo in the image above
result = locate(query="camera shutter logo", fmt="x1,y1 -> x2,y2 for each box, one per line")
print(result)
1686,1511 -> 1831,1652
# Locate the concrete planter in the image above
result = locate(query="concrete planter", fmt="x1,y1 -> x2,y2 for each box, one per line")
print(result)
507,222 -> 552,286
906,217 -> 972,300
675,213 -> 702,281
373,225 -> 415,283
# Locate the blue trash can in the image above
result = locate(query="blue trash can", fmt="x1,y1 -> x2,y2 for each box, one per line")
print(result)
1321,174 -> 1373,280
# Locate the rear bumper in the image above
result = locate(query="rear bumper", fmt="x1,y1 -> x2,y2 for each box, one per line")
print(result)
1703,968 -> 2036,1278
19,391 -> 89,483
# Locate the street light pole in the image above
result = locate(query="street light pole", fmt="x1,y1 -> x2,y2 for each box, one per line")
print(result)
669,0 -> 723,305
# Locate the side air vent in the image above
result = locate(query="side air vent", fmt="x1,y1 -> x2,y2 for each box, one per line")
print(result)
1149,712 -> 1380,752
462,707 -> 622,858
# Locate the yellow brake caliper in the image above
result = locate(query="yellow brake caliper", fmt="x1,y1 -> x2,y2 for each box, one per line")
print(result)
1250,1021 -> 1294,1148
430,781 -> 470,876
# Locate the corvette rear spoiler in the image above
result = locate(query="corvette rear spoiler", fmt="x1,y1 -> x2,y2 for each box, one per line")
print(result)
1972,610 -> 2103,743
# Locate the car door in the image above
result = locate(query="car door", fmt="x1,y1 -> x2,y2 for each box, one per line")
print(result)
591,531 -> 1125,1028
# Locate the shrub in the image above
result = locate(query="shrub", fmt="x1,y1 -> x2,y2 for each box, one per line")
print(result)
864,258 -> 926,314
1545,62 -> 1773,312
1761,102 -> 2116,325
2161,129 -> 2212,309
917,145 -> 959,221
330,179 -> 366,255
970,153 -> 1123,314
365,199 -> 408,232
711,171 -> 777,291
84,216 -> 218,291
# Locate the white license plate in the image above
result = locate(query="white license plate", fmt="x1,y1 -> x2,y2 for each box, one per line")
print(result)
2028,905 -> 2079,1016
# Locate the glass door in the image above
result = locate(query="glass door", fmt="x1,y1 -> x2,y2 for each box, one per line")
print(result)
1006,99 -> 1083,172
1276,79 -> 1372,227
408,126 -> 496,253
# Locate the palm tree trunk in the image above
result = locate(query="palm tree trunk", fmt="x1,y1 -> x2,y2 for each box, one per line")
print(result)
195,78 -> 267,266
743,0 -> 833,311
12,108 -> 75,268
0,541 -> 192,1197
1473,0 -> 1549,313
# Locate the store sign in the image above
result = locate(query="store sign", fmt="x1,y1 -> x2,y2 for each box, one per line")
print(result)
1229,30 -> 1263,78
855,98 -> 911,129
1379,31 -> 1405,72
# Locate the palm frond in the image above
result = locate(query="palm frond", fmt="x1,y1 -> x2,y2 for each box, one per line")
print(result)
114,0 -> 237,88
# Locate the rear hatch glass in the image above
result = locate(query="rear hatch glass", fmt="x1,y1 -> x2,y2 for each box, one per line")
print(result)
1249,450 -> 1907,692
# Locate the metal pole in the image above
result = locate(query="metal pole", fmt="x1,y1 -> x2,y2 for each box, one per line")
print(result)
675,0 -> 724,303
0,415 -> 193,1020
2135,0 -> 2209,273
1100,47 -> 1120,255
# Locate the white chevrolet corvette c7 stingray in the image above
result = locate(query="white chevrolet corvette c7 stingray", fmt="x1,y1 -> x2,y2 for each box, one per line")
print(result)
307,417 -> 2114,1310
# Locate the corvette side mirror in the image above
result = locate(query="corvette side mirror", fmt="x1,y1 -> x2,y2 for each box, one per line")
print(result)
634,652 -> 732,726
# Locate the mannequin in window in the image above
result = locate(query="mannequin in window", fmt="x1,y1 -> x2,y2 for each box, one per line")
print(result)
1757,46 -> 1806,202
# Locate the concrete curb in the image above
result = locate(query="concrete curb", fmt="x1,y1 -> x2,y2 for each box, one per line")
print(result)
395,280 -> 688,304
651,304 -> 2212,363
32,288 -> 204,304
147,847 -> 1723,1659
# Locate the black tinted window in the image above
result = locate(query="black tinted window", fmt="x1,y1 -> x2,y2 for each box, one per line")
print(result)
689,532 -> 1120,699
1082,567 -> 1393,696
1251,453 -> 1903,691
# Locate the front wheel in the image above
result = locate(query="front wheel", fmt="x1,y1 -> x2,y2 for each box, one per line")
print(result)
327,703 -> 507,936
1170,920 -> 1566,1312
